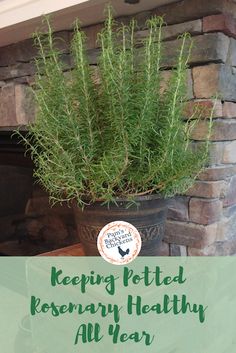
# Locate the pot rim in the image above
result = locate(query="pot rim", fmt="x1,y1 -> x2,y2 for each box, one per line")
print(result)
109,193 -> 167,202
74,193 -> 169,206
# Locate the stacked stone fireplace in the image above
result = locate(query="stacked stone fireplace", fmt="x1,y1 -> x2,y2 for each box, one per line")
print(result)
1,0 -> 236,255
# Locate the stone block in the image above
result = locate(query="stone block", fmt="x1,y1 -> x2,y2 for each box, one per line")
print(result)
14,76 -> 35,86
186,69 -> 194,99
186,180 -> 227,198
135,33 -> 229,70
15,84 -> 36,125
82,24 -> 103,49
193,64 -> 219,98
0,31 -> 71,66
222,102 -> 236,118
223,176 -> 236,207
163,33 -> 229,68
193,64 -> 236,101
199,165 -> 236,181
170,244 -> 187,256
220,66 -> 236,101
70,48 -> 100,67
12,38 -> 38,62
189,198 -> 222,225
0,45 -> 19,66
207,142 -> 225,164
227,38 -> 236,66
0,83 -> 36,127
191,141 -> 227,164
191,120 -> 236,141
192,33 -> 229,64
0,63 -> 35,81
188,239 -> 236,256
0,84 -> 17,126
203,14 -> 236,38
222,141 -> 236,163
87,48 -> 100,65
190,120 -> 210,141
164,19 -> 202,40
160,69 -> 193,99
164,220 -> 217,248
188,210 -> 236,254
61,54 -> 74,70
136,19 -> 202,42
53,31 -> 72,53
167,196 -> 189,221
184,99 -> 222,119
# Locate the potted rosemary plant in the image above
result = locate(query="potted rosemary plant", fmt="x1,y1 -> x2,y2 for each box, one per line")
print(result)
19,10 -> 210,255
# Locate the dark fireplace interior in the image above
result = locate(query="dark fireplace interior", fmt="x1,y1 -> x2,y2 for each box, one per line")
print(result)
0,131 -> 77,255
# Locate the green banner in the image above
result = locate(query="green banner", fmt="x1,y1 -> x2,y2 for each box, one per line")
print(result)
0,257 -> 235,352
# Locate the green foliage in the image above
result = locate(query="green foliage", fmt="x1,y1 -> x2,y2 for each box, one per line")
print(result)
17,10 -> 211,206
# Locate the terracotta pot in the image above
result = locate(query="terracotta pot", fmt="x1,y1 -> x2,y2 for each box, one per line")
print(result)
73,195 -> 168,256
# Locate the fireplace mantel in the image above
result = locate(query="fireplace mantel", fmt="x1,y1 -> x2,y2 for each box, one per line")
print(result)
0,0 -> 179,47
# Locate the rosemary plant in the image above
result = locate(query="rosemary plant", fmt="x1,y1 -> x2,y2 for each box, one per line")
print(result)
19,10 -> 211,206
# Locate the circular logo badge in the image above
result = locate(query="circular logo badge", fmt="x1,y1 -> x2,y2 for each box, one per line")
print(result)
97,221 -> 142,265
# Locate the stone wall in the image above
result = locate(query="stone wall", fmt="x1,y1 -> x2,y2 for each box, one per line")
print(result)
1,0 -> 236,255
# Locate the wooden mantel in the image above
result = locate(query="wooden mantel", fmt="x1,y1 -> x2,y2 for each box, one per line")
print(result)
0,0 -> 180,47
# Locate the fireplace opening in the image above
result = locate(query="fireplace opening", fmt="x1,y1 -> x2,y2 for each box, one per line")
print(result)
0,131 -> 77,256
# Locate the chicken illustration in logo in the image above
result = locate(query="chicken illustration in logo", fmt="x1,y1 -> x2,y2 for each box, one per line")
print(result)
118,245 -> 130,258
97,221 -> 141,264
